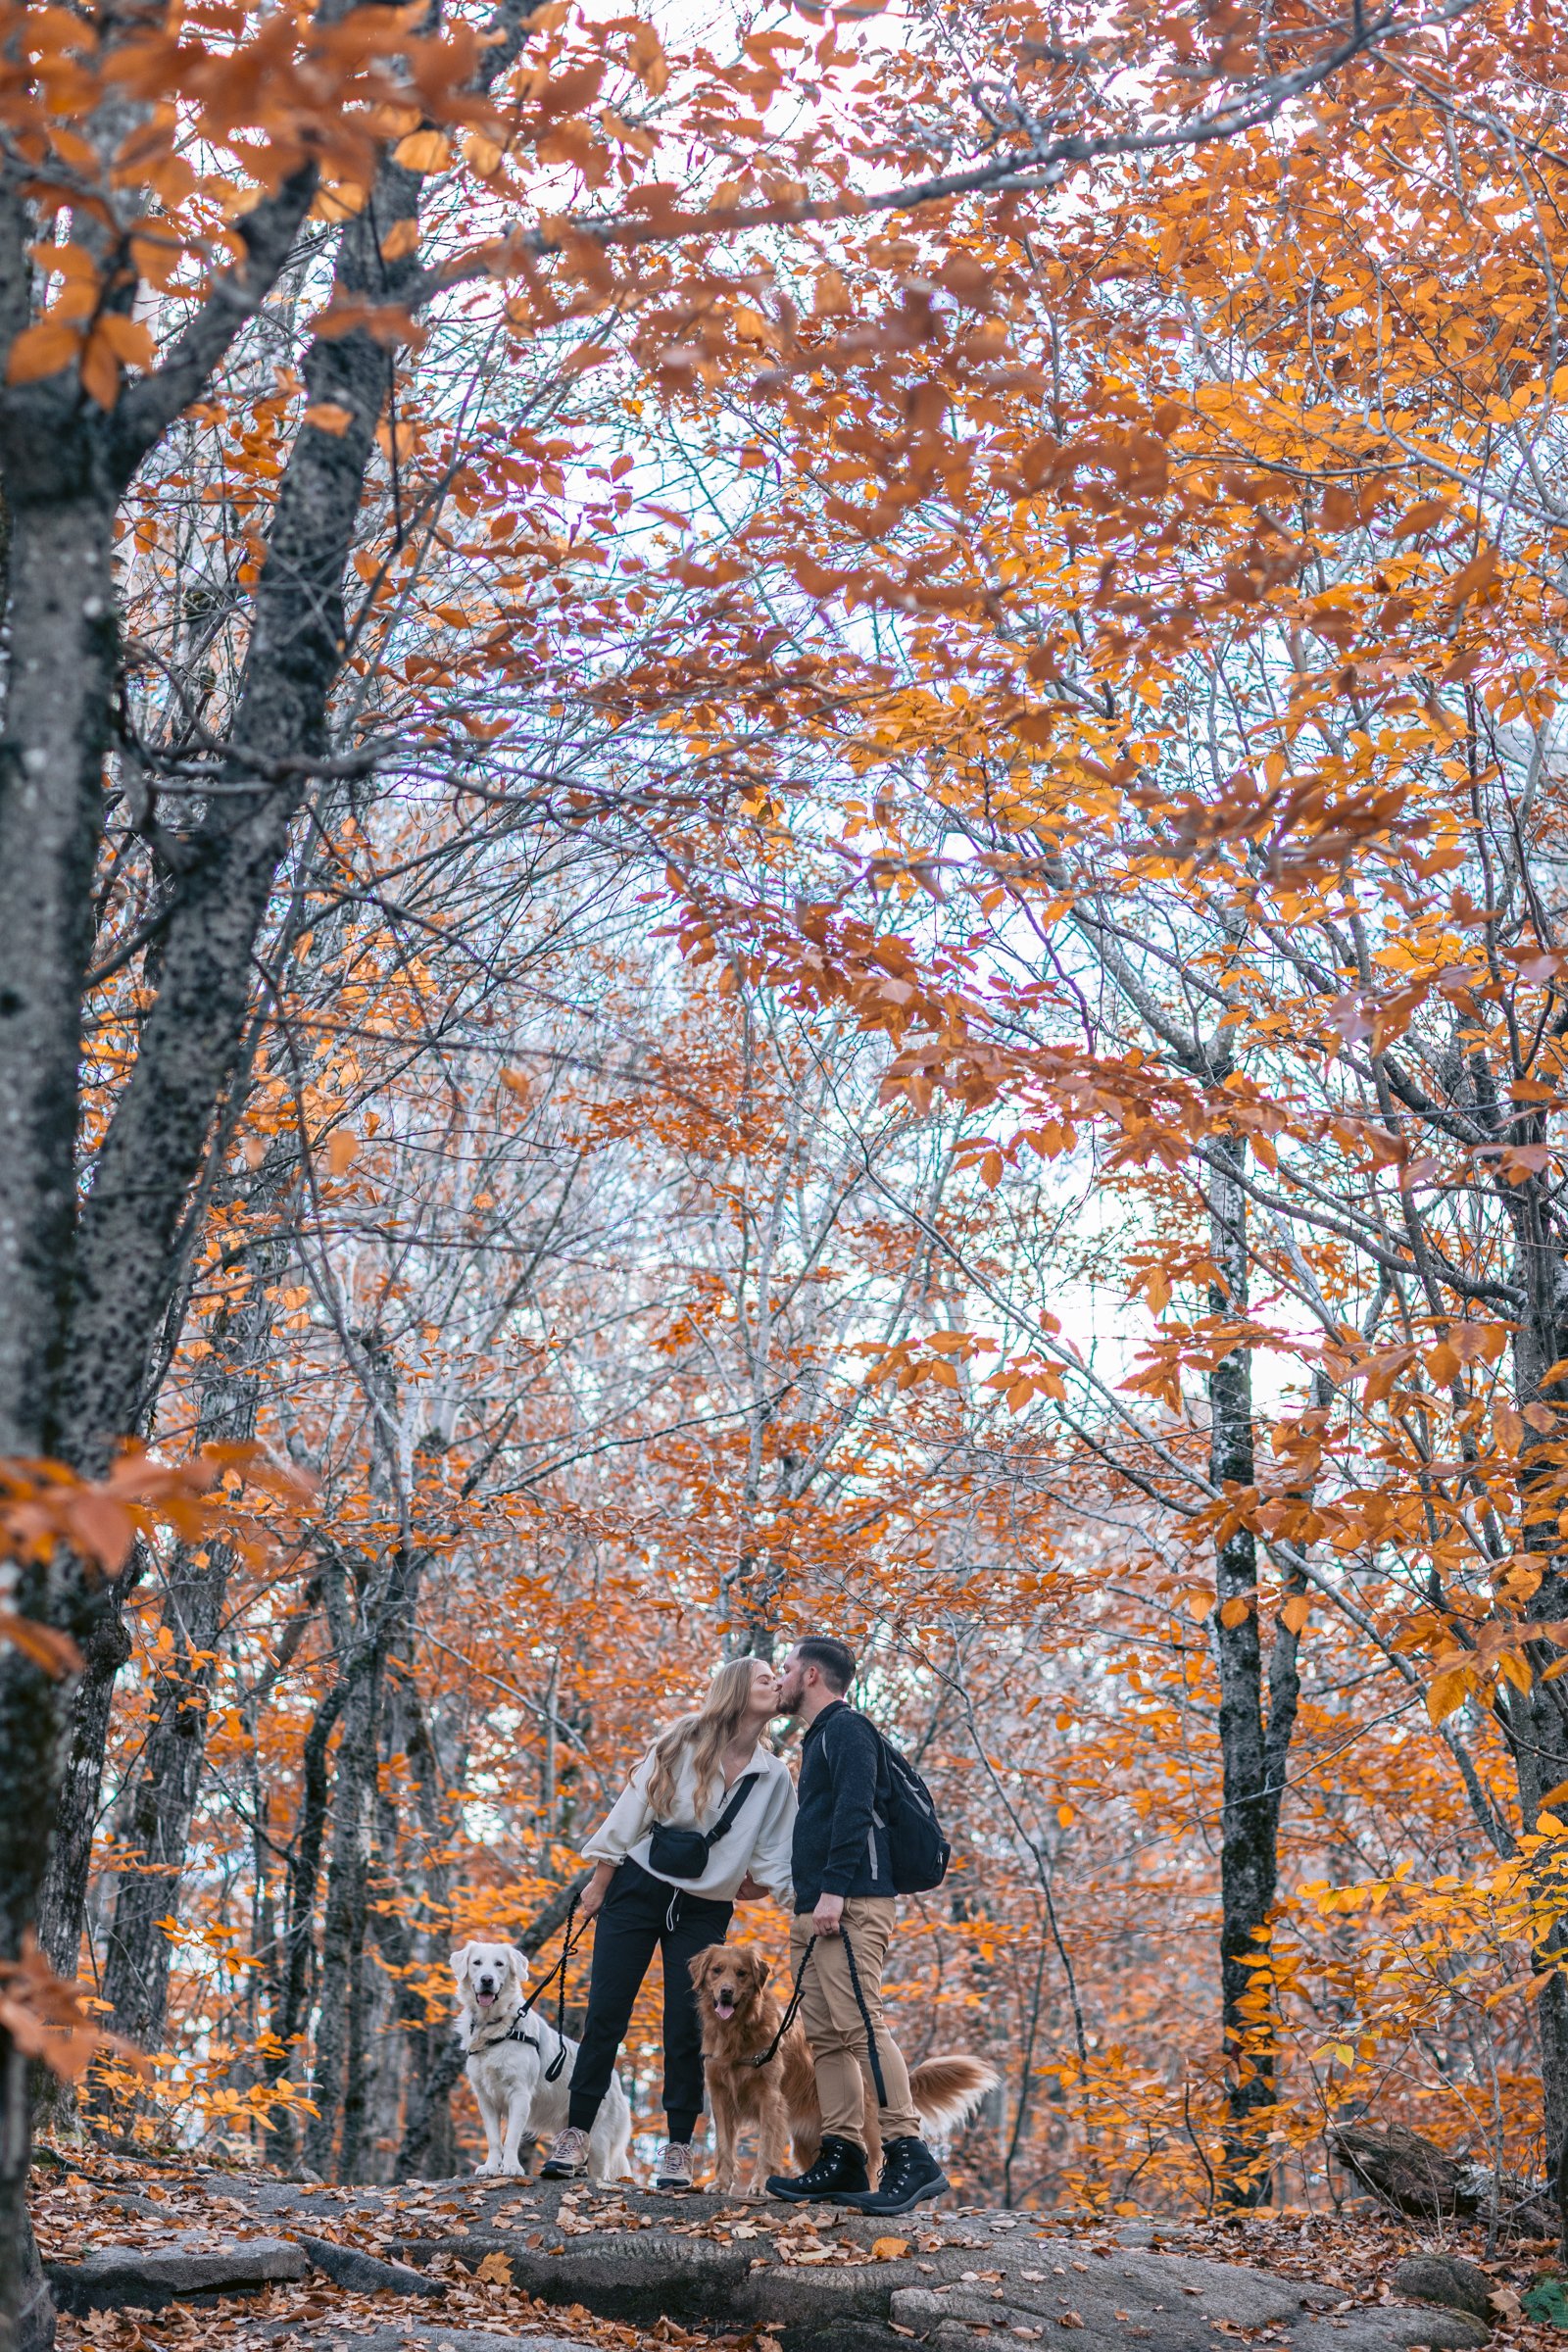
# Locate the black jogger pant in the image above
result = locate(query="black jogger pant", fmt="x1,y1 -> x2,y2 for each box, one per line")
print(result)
567,1857 -> 733,2144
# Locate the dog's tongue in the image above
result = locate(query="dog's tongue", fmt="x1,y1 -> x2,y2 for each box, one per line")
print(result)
477,1989 -> 495,2006
716,1997 -> 735,2018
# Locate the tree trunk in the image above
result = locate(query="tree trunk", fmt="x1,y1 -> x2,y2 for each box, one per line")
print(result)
303,1555 -> 391,2179
265,1678 -> 344,2170
1332,2121 -> 1559,2235
36,1597 -> 134,1980
1207,1133 -> 1281,2202
0,467 -> 121,2352
0,133 -> 321,2352
390,1690 -> 465,2180
0,491 -> 118,1459
1503,1175 -> 1568,2171
98,1217 -> 290,2045
34,162 -> 425,2002
94,1543 -> 231,2042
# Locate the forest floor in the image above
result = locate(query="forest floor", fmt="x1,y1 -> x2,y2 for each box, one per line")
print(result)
30,2154 -> 1568,2352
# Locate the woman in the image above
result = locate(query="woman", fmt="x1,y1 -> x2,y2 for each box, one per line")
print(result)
540,1655 -> 796,2190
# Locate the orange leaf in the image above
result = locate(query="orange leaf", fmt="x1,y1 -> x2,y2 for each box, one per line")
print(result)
324,1130 -> 359,1175
1427,1665 -> 1476,1724
80,324 -> 121,409
393,130 -> 453,173
7,319 -> 81,384
1393,498 -> 1451,540
310,182 -> 368,220
0,1611 -> 82,1677
304,402 -> 355,436
0,1936 -> 133,2083
96,314 -> 154,369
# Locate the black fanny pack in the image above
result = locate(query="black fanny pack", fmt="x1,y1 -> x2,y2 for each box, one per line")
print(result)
648,1772 -> 759,1881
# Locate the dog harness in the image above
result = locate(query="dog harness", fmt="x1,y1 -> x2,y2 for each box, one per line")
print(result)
467,2013 -> 542,2057
466,1891 -> 585,2082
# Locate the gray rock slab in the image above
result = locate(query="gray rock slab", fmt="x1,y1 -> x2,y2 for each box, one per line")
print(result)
1391,2258 -> 1494,2324
297,2237 -> 449,2300
1294,2321 -> 1489,2352
46,2234 -> 308,2314
54,2183 -> 1492,2352
891,2243 -> 1490,2352
348,2330 -> 587,2352
379,2215 -> 1490,2352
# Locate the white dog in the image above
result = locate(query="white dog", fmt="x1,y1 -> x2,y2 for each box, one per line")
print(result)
451,1941 -> 631,2180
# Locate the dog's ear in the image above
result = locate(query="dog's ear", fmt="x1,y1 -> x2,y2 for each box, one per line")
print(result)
502,1944 -> 529,1983
689,1945 -> 716,1985
449,1942 -> 473,1980
753,1955 -> 771,1986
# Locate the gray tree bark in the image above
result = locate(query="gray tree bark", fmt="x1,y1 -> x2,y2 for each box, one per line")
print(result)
264,1677 -> 344,2170
1499,1170 -> 1568,2172
97,1211 -> 290,2042
1207,1134 -> 1293,2199
31,156 -> 424,1998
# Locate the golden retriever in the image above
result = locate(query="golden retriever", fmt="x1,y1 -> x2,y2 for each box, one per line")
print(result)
690,1943 -> 997,2195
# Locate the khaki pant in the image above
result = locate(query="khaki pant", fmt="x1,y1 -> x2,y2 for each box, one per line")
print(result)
791,1897 -> 920,2146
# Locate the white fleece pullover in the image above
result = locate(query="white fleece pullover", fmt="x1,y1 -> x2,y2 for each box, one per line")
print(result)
582,1740 -> 796,1905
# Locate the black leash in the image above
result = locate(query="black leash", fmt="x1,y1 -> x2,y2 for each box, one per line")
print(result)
744,1933 -> 815,2069
473,1894 -> 586,2079
840,1924 -> 888,2109
535,1891 -> 586,2082
742,1922 -> 887,2110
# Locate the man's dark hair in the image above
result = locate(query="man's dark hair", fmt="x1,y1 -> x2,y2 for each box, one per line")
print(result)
796,1636 -> 856,1691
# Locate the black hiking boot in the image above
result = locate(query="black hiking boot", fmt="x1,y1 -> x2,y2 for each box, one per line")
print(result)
834,2135 -> 948,2214
766,2133 -> 870,2203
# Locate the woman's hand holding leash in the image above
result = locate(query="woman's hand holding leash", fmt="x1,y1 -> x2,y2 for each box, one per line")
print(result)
579,1862 -> 614,1921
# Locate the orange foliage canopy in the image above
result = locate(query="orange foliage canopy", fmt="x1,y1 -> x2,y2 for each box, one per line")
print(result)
2,0 -> 1567,2255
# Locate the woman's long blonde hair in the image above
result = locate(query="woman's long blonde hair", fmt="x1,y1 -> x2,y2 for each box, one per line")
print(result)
647,1657 -> 760,1821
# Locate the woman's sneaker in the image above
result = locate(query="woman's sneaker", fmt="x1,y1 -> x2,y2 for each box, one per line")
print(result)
654,2140 -> 696,2191
540,2126 -> 591,2179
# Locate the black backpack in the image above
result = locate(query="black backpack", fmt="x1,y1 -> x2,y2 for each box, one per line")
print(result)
874,1730 -> 951,1894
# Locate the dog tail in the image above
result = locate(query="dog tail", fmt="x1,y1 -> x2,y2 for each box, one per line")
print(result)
909,2055 -> 1000,2132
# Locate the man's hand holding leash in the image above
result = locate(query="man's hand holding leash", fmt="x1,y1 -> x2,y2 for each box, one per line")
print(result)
813,1891 -> 844,1937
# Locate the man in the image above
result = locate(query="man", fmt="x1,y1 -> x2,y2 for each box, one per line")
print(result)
765,1636 -> 947,2214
